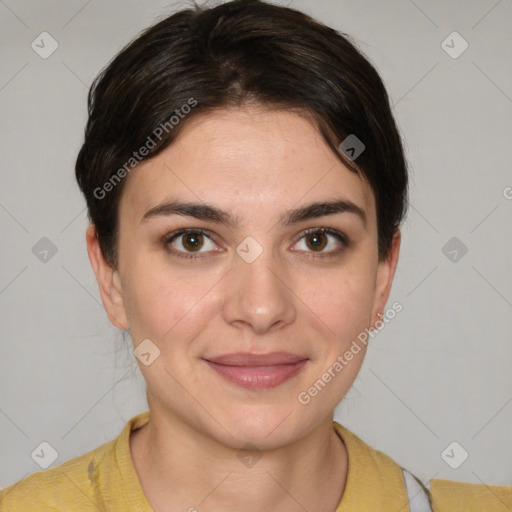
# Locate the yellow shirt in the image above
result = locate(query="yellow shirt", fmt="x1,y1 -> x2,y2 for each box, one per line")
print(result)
1,411 -> 511,511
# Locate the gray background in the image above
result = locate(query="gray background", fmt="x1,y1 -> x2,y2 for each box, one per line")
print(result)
1,0 -> 511,491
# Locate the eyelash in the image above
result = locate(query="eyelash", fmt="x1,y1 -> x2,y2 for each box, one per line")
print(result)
162,227 -> 349,260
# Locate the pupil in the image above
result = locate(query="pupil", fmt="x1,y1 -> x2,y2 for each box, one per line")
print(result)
184,233 -> 202,251
308,232 -> 326,250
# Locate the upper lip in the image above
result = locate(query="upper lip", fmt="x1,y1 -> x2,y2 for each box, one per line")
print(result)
204,352 -> 308,366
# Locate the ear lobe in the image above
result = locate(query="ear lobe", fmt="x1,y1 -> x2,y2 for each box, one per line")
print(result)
370,229 -> 401,327
85,224 -> 129,330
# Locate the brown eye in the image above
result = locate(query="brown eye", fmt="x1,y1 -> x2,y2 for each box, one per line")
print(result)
292,228 -> 348,258
163,229 -> 219,259
305,231 -> 328,251
181,232 -> 204,252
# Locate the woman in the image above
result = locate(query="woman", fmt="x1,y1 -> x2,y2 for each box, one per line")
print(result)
1,0 -> 511,510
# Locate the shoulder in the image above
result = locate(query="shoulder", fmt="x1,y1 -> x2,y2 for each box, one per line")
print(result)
0,411 -> 151,512
333,421 -> 512,511
0,437 -> 116,511
333,421 -> 431,508
429,478 -> 512,511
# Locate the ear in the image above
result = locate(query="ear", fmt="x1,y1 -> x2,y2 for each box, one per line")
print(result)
86,224 -> 129,330
370,229 -> 401,328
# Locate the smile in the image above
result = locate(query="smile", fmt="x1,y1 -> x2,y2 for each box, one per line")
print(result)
203,352 -> 309,390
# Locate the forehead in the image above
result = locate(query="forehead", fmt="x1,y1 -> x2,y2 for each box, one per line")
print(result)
119,105 -> 376,227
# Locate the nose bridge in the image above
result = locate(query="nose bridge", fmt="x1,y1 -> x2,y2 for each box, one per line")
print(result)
223,235 -> 296,332
238,240 -> 281,294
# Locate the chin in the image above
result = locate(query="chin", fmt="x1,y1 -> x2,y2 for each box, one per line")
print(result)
209,402 -> 313,450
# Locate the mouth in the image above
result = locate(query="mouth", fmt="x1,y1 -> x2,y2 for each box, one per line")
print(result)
202,352 -> 309,390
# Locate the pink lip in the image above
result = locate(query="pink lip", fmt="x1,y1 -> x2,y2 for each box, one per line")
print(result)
203,352 -> 309,390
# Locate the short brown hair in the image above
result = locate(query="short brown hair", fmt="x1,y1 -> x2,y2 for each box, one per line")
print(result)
75,0 -> 408,266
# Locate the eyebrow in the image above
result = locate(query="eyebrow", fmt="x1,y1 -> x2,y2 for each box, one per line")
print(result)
141,198 -> 366,228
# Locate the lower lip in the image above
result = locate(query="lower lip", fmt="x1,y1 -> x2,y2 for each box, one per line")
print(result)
204,360 -> 308,389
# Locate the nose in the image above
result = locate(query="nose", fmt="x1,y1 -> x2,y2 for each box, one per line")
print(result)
222,241 -> 297,335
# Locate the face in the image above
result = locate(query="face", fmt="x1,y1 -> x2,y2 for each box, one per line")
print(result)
88,104 -> 400,450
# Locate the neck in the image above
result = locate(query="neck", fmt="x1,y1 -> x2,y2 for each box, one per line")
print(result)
130,410 -> 348,512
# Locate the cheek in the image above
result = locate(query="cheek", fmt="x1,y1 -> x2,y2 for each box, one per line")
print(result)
299,258 -> 377,344
121,255 -> 220,344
